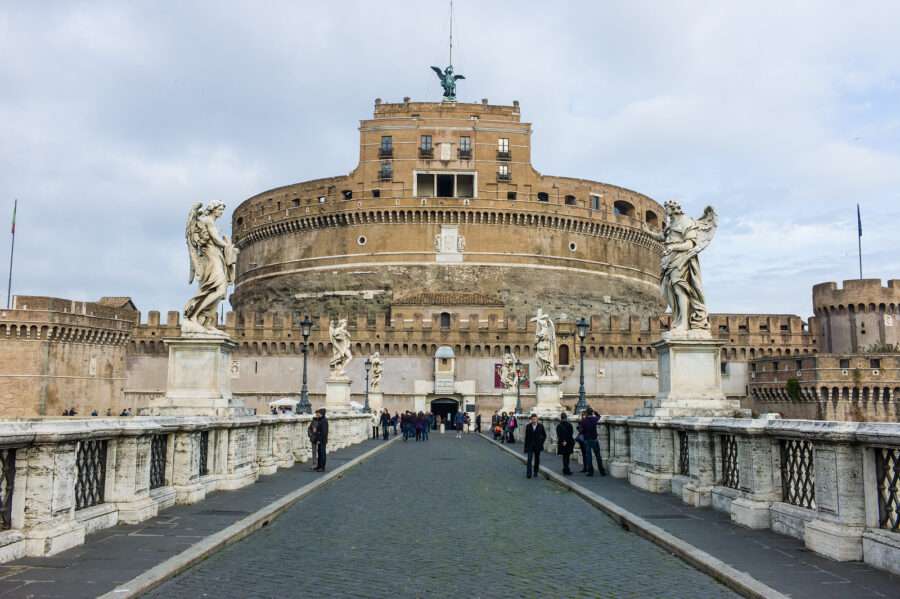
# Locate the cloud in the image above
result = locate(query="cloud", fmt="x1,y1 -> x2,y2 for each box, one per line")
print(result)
1,1 -> 899,319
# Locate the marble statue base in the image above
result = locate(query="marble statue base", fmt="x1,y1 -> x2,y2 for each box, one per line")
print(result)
142,337 -> 252,417
367,391 -> 384,414
636,334 -> 746,418
533,376 -> 563,417
325,376 -> 352,413
501,391 -> 518,414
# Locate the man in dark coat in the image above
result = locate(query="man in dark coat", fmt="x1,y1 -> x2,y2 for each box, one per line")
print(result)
556,412 -> 575,475
379,409 -> 390,440
314,408 -> 329,471
523,413 -> 547,479
579,408 -> 606,476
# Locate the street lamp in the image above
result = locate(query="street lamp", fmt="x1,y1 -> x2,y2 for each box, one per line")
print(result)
297,315 -> 313,414
363,357 -> 372,413
575,317 -> 589,415
514,358 -> 523,414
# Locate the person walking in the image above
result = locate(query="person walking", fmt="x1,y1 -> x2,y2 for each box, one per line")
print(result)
454,410 -> 464,439
475,413 -> 482,434
506,413 -> 518,444
523,413 -> 547,479
371,410 -> 380,439
556,412 -> 575,475
380,409 -> 390,440
314,408 -> 329,472
422,413 -> 430,441
579,408 -> 606,476
392,412 -> 399,436
307,411 -> 320,470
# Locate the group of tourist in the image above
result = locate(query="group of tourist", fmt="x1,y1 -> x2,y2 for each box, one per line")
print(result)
520,408 -> 607,479
306,408 -> 329,472
490,412 -> 519,443
61,408 -> 133,417
370,409 -> 475,441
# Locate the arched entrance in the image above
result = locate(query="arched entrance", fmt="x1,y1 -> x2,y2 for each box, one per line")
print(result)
430,397 -> 459,429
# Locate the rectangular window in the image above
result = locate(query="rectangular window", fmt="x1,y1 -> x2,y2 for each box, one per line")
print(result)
421,135 -> 432,151
840,358 -> 850,369
372,189 -> 381,198
507,191 -> 517,200
379,161 -> 392,181
498,138 -> 509,152
760,324 -> 769,332
380,136 -> 393,156
590,194 -> 601,210
436,174 -> 454,198
564,195 -> 577,206
795,359 -> 803,371
871,358 -> 881,369
456,174 -> 474,198
416,173 -> 435,197
459,136 -> 472,158
497,164 -> 510,180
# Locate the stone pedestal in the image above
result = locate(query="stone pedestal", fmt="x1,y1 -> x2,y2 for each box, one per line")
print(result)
533,376 -> 563,417
501,391 -> 517,414
368,391 -> 384,414
637,333 -> 746,418
325,376 -> 352,413
143,336 -> 252,417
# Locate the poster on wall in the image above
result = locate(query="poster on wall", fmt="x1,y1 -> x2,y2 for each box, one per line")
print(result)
493,363 -> 530,389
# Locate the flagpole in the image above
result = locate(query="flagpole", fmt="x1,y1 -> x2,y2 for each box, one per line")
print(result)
6,199 -> 16,309
857,203 -> 863,280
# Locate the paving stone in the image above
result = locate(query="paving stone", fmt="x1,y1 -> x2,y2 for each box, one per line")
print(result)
148,435 -> 737,598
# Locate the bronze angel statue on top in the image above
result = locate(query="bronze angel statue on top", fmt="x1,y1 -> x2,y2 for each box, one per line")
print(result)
643,201 -> 718,335
183,202 -> 239,336
431,65 -> 465,101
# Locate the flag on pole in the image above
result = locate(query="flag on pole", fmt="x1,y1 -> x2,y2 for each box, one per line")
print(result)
857,203 -> 862,238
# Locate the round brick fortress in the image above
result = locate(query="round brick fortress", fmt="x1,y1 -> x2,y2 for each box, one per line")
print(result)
231,100 -> 665,319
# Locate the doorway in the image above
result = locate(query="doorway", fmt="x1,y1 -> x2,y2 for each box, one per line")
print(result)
430,398 -> 459,429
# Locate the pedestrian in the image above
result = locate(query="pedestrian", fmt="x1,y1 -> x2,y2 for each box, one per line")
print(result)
415,412 -> 424,441
380,409 -> 390,440
506,412 -> 518,444
454,410 -> 464,439
314,408 -> 329,471
439,415 -> 446,434
579,408 -> 606,476
391,412 -> 399,436
475,413 -> 482,433
523,413 -> 547,479
422,412 -> 430,441
556,412 -> 575,475
371,410 -> 379,439
307,412 -> 320,470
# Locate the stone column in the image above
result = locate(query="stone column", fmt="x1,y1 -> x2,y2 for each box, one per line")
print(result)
533,376 -> 563,417
501,391 -> 517,414
607,417 -> 631,478
108,433 -> 158,524
273,418 -> 296,468
721,421 -> 778,529
325,376 -> 352,413
256,417 -> 278,476
627,418 -> 675,493
171,427 -> 206,505
219,419 -> 259,491
21,441 -> 85,556
368,391 -> 384,415
681,421 -> 717,507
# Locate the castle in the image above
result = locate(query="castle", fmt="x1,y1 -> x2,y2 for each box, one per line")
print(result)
1,100 -> 897,421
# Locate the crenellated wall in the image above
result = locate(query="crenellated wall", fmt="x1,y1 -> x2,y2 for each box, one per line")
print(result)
813,279 -> 900,354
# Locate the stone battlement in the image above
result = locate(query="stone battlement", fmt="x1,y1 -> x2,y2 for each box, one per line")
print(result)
813,279 -> 900,314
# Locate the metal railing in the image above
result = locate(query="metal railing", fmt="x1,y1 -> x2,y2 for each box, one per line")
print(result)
678,430 -> 689,475
149,434 -> 168,490
875,447 -> 900,531
378,147 -> 393,158
419,147 -> 433,159
199,431 -> 210,477
0,449 -> 14,529
458,148 -> 472,159
721,434 -> 740,489
780,439 -> 816,509
496,150 -> 510,161
497,173 -> 511,181
75,440 -> 107,510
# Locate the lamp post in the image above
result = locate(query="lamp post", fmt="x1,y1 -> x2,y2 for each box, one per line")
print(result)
515,358 -> 523,415
363,357 -> 372,413
575,317 -> 589,415
297,316 -> 313,414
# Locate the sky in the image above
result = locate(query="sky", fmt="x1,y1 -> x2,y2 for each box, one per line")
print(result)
2,1 -> 899,319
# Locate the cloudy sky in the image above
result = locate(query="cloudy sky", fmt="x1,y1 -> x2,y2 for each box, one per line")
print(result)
2,1 -> 899,319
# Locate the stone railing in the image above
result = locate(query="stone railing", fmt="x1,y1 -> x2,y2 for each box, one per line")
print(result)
0,413 -> 369,563
539,415 -> 900,577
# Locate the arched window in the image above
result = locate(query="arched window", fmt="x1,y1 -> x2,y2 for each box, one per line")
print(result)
440,312 -> 451,329
558,344 -> 570,365
645,210 -> 658,227
537,192 -> 549,202
613,200 -> 635,217
564,195 -> 577,206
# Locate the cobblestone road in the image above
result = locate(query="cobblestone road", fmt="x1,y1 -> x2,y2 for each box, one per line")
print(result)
147,434 -> 738,598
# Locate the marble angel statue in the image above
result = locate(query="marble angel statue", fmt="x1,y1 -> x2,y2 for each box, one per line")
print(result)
643,201 -> 717,334
329,318 -> 352,376
369,352 -> 383,391
183,201 -> 238,336
531,308 -> 557,379
500,353 -> 518,391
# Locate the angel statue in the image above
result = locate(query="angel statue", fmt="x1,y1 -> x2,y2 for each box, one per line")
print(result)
329,318 -> 352,377
183,201 -> 239,336
643,201 -> 718,335
430,65 -> 465,101
369,352 -> 383,392
531,308 -> 557,379
500,353 -> 518,391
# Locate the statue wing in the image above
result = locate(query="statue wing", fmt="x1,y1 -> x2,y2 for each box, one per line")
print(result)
454,74 -> 465,81
691,206 -> 718,257
185,203 -> 202,284
430,66 -> 444,80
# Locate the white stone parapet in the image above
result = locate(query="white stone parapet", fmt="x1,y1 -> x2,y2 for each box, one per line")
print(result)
536,413 -> 900,578
0,413 -> 371,563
